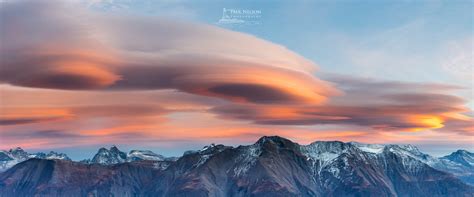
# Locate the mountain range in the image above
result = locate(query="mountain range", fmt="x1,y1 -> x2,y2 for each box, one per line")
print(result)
0,147 -> 71,172
0,136 -> 473,196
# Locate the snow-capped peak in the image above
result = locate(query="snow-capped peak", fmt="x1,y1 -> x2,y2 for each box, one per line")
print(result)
8,147 -> 29,160
127,150 -> 165,162
91,146 -> 127,165
87,146 -> 173,164
10,147 -> 24,152
0,147 -> 71,172
441,149 -> 474,167
201,143 -> 217,152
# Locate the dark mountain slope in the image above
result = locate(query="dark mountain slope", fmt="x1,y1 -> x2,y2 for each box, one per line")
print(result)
1,136 -> 473,197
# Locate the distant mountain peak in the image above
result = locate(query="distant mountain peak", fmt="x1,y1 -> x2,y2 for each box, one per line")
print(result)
200,143 -> 228,154
454,149 -> 472,155
3,136 -> 473,196
256,135 -> 289,143
127,150 -> 165,162
91,146 -> 127,165
201,143 -> 217,151
2,137 -> 473,187
10,147 -> 24,152
9,147 -> 28,157
441,149 -> 474,168
110,145 -> 120,151
87,146 -> 169,164
255,135 -> 298,150
0,148 -> 70,172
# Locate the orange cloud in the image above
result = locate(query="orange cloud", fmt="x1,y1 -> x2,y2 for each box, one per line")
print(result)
0,107 -> 73,125
211,76 -> 473,133
0,1 -> 472,153
0,1 -> 339,106
407,115 -> 444,132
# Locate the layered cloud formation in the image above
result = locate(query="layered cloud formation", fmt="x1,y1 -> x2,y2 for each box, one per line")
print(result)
0,1 -> 472,151
212,76 -> 472,134
0,1 -> 337,105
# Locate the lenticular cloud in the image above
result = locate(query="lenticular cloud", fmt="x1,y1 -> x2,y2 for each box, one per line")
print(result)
0,0 -> 338,105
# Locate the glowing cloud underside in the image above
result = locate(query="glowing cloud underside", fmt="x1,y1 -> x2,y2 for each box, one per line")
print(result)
0,1 -> 472,150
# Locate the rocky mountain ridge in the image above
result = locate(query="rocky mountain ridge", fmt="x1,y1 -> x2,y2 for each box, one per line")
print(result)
1,136 -> 473,196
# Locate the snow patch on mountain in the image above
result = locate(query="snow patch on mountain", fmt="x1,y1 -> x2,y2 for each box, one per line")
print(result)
33,151 -> 71,160
350,142 -> 385,154
0,148 -> 71,172
233,144 -> 262,176
127,150 -> 165,162
441,150 -> 474,167
153,162 -> 171,170
384,144 -> 439,166
90,146 -> 127,165
193,143 -> 230,167
88,146 -> 169,165
301,141 -> 348,164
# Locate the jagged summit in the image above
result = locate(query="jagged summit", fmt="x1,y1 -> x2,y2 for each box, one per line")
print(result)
91,146 -> 127,165
32,151 -> 71,161
200,143 -> 229,154
0,148 -> 71,172
110,145 -> 121,152
455,150 -> 472,154
2,136 -> 473,196
9,147 -> 24,152
87,146 -> 168,164
256,135 -> 292,144
1,137 -> 473,187
128,150 -> 165,162
441,149 -> 474,167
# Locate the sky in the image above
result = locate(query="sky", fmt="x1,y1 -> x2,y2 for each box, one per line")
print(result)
0,0 -> 472,160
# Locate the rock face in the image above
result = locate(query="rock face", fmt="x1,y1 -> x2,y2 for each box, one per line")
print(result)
90,146 -> 128,165
439,150 -> 474,185
1,136 -> 473,197
351,142 -> 474,186
127,150 -> 165,162
442,150 -> 474,167
32,151 -> 72,161
0,148 -> 29,172
0,148 -> 71,172
86,146 -> 168,165
0,145 -> 169,171
0,159 -> 167,197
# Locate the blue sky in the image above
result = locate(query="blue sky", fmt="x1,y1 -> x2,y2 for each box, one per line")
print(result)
91,0 -> 473,105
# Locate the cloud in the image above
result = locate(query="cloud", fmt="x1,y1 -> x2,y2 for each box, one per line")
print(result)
0,0 -> 337,105
0,0 -> 472,153
0,107 -> 73,126
0,104 -> 167,126
0,117 -> 63,125
0,130 -> 82,139
71,105 -> 167,117
211,75 -> 472,133
0,1 -> 121,90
